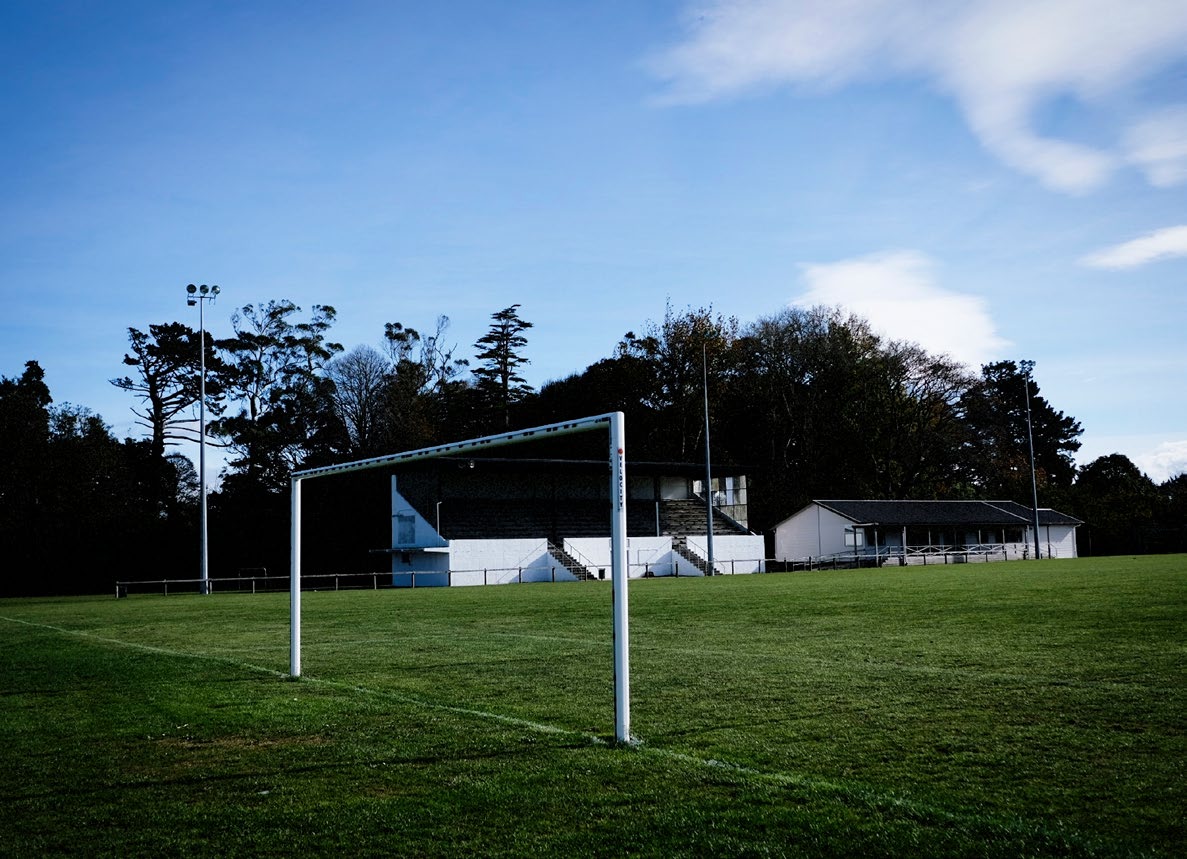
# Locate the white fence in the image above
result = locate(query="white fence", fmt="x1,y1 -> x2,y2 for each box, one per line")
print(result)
791,541 -> 1074,569
116,542 -> 1068,596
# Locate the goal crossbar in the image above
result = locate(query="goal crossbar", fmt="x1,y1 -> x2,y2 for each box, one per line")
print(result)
289,412 -> 631,743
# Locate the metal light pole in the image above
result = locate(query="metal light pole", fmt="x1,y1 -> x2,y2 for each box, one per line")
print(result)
1021,360 -> 1042,560
702,343 -> 715,576
187,283 -> 220,594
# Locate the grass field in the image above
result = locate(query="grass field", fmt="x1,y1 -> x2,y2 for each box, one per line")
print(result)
2,557 -> 1184,857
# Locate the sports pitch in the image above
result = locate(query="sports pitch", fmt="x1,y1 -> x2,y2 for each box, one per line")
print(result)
2,557 -> 1184,857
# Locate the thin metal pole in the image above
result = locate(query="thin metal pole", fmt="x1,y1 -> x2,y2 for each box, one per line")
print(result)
199,295 -> 209,595
702,344 -> 714,576
290,476 -> 302,677
609,412 -> 631,744
1022,360 -> 1042,559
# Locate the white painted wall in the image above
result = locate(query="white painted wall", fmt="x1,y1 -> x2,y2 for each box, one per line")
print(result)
1040,525 -> 1078,559
563,537 -> 612,579
567,535 -> 766,577
630,536 -> 678,578
391,531 -> 769,587
446,539 -> 580,586
391,539 -> 584,587
684,535 -> 766,573
774,504 -> 855,560
568,536 -> 677,579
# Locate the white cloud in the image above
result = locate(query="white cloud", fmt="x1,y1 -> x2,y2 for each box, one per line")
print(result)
1076,435 -> 1187,482
1080,225 -> 1187,269
1124,107 -> 1187,187
1136,440 -> 1187,483
791,250 -> 1009,368
649,0 -> 1187,193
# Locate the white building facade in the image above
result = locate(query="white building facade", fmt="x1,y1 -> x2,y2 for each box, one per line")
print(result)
774,500 -> 1081,563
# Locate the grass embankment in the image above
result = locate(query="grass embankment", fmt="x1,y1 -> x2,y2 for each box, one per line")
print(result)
1,556 -> 1183,856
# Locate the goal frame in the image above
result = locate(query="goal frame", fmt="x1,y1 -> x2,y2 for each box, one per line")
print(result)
288,412 -> 631,743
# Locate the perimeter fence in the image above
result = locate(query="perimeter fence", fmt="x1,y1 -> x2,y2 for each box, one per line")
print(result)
114,544 -> 1059,597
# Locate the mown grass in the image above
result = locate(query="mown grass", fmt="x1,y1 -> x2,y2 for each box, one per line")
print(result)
1,556 -> 1183,857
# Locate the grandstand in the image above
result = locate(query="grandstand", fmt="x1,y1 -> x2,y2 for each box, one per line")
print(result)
381,458 -> 764,585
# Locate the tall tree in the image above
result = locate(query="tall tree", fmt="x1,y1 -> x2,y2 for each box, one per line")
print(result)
420,315 -> 470,400
529,353 -> 657,427
1154,472 -> 1187,553
721,306 -> 893,521
856,340 -> 974,500
957,360 -> 1082,502
0,361 -> 50,459
218,301 -> 340,423
1073,454 -> 1159,555
3,362 -> 199,595
214,300 -> 344,490
472,304 -> 534,430
47,406 -> 184,575
520,351 -> 661,462
616,303 -> 738,461
0,362 -> 52,579
325,344 -> 391,457
110,322 -> 217,461
206,301 -> 343,583
377,317 -> 469,451
1161,472 -> 1187,527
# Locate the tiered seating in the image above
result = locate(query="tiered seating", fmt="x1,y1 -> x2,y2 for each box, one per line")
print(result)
431,498 -> 751,541
658,500 -> 750,536
438,500 -> 611,540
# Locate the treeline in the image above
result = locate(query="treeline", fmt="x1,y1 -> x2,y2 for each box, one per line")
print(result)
2,301 -> 1184,595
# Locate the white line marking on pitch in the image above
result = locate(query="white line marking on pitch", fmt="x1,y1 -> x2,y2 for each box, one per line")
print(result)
0,613 -> 1108,846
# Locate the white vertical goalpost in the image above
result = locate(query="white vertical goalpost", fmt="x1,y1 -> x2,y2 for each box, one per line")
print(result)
288,412 -> 632,744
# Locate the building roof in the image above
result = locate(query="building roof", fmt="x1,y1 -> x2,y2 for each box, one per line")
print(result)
399,456 -> 752,477
810,500 -> 1081,528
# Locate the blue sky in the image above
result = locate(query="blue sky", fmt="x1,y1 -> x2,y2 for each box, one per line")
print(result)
3,0 -> 1186,482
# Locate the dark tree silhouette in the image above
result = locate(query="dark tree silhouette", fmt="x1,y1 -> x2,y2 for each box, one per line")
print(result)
3,361 -> 200,594
956,360 -> 1082,503
110,322 -> 219,461
213,300 -> 344,490
472,304 -> 533,430
1073,454 -> 1158,555
614,304 -> 737,462
325,345 -> 391,457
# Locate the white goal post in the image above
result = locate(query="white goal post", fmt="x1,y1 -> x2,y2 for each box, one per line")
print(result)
288,412 -> 631,743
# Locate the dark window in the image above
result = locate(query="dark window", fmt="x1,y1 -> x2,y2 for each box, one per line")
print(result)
397,514 -> 415,544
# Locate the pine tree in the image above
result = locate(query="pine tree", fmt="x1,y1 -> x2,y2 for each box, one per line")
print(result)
472,305 -> 534,430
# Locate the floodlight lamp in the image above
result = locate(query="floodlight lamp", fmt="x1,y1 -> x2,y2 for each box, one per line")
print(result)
186,284 -> 197,295
211,285 -> 220,296
187,297 -> 197,307
200,284 -> 210,295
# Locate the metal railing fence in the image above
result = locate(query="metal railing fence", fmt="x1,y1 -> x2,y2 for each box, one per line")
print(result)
115,544 -> 1064,596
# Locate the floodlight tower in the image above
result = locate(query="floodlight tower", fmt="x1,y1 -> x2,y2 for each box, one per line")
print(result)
186,283 -> 220,594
